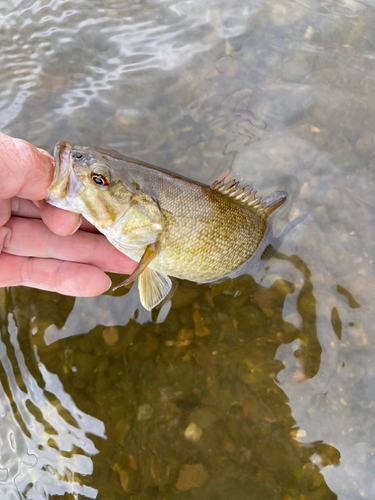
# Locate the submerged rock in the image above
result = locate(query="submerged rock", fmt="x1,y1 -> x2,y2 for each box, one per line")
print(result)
176,464 -> 209,491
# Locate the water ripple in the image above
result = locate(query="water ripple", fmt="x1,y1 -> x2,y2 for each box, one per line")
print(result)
0,0 -> 261,136
0,311 -> 105,499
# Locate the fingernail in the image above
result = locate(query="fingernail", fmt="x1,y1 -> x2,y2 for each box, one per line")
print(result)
68,215 -> 82,235
105,276 -> 112,292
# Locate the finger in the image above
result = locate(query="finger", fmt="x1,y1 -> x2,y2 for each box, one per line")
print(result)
79,217 -> 100,233
37,147 -> 52,159
11,198 -> 41,218
0,199 -> 11,226
0,226 -> 11,250
0,133 -> 54,200
39,200 -> 82,236
10,198 -> 99,233
0,253 -> 111,296
4,216 -> 137,275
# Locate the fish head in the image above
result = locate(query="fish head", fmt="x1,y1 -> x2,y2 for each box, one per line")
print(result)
47,142 -> 163,248
47,141 -> 133,229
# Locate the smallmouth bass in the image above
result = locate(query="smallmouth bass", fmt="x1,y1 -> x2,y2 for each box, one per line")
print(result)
47,141 -> 287,310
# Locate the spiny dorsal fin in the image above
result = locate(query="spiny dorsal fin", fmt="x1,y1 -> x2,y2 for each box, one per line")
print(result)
261,190 -> 288,214
211,177 -> 287,216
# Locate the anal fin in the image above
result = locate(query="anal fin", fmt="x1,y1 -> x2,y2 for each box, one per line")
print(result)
139,268 -> 172,311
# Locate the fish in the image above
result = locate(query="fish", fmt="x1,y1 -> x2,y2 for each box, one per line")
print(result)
46,141 -> 288,310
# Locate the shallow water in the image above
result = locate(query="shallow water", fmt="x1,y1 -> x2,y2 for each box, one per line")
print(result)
1,0 -> 375,498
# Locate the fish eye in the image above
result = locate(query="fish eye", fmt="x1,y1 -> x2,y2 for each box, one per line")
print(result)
91,172 -> 110,187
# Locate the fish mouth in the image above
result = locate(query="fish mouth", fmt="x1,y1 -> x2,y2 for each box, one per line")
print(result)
46,141 -> 74,201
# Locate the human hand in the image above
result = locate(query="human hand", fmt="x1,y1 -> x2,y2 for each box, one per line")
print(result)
0,133 -> 136,296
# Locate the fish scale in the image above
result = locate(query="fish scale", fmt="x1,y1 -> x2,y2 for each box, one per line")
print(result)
47,141 -> 287,310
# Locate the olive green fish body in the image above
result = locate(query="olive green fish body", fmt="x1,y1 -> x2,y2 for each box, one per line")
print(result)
47,142 -> 287,309
148,192 -> 267,282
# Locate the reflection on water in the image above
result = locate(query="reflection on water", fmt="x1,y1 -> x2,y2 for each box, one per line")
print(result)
1,0 -> 375,498
0,291 -> 105,499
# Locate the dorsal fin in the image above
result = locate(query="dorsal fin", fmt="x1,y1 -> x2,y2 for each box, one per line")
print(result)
261,190 -> 288,214
210,177 -> 287,216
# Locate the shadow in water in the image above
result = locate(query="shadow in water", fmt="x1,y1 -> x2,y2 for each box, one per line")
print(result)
0,251 -> 343,499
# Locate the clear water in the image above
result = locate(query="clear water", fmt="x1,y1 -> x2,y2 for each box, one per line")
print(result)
1,0 -> 375,498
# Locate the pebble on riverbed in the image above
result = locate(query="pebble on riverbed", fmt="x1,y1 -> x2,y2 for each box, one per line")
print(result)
184,422 -> 203,442
137,404 -> 154,421
175,464 -> 209,491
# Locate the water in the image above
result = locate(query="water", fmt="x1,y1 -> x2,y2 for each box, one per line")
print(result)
1,0 -> 375,498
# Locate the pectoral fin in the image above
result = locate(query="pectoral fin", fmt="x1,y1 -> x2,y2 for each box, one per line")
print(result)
139,268 -> 172,310
112,241 -> 160,290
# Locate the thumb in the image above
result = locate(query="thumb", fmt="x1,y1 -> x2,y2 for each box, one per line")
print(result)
0,133 -> 54,200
